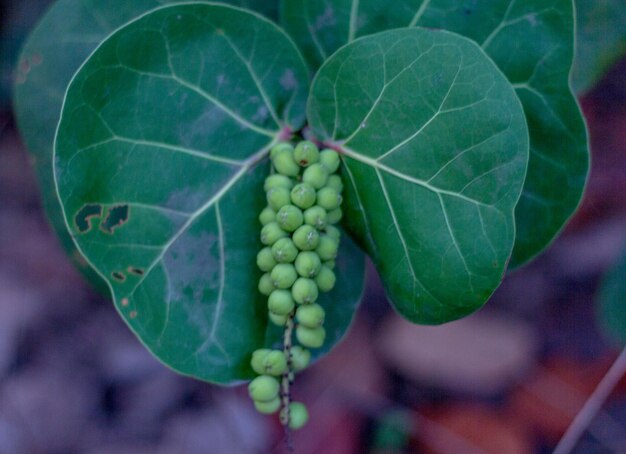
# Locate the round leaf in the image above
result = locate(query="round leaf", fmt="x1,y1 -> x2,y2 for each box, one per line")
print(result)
54,3 -> 363,383
13,0 -> 279,292
308,28 -> 529,324
281,0 -> 589,268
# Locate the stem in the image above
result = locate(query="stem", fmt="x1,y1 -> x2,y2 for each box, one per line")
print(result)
281,313 -> 295,450
554,347 -> 626,454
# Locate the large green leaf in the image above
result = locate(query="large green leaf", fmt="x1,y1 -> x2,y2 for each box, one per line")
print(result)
572,0 -> 626,94
308,29 -> 528,324
53,3 -> 364,383
282,0 -> 589,268
598,243 -> 626,346
13,0 -> 279,292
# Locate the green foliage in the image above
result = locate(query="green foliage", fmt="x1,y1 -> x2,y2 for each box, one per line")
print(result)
598,244 -> 626,346
13,0 -> 590,385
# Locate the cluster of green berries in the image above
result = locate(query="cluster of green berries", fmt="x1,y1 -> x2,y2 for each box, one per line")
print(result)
248,139 -> 344,429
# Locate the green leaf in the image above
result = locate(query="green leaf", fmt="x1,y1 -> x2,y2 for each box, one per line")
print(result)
572,0 -> 626,94
282,0 -> 590,267
53,3 -> 363,383
308,28 -> 529,324
13,0 -> 279,292
598,243 -> 626,346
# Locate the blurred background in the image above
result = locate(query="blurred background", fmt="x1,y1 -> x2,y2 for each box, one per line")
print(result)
1,1 -> 626,453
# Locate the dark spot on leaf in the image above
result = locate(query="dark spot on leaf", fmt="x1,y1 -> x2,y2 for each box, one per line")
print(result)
19,59 -> 30,74
74,204 -> 103,233
100,205 -> 129,234
129,310 -> 138,319
112,271 -> 126,282
127,267 -> 144,276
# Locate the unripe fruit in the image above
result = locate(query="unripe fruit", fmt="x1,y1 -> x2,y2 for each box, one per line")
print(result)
315,266 -> 336,292
264,174 -> 294,192
326,208 -> 342,225
269,311 -> 288,326
268,289 -> 295,315
250,348 -> 271,375
267,187 -> 291,211
290,346 -> 311,371
259,206 -> 275,225
290,183 -> 316,209
273,149 -> 300,177
325,225 -> 341,240
294,140 -> 319,167
292,225 -> 320,251
276,204 -> 303,232
271,237 -> 298,263
248,375 -> 280,402
270,142 -> 294,160
304,206 -> 327,229
292,278 -> 319,305
296,303 -> 325,328
326,174 -> 344,193
295,251 -> 322,277
323,260 -> 336,270
302,163 -> 329,189
316,235 -> 339,261
260,222 -> 287,246
255,350 -> 287,376
296,325 -> 326,348
282,402 -> 309,430
320,148 -> 340,173
317,187 -> 342,211
256,247 -> 276,272
270,263 -> 298,289
255,396 -> 281,414
258,273 -> 275,296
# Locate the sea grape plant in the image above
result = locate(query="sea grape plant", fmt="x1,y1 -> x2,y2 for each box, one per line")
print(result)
14,0 -> 589,429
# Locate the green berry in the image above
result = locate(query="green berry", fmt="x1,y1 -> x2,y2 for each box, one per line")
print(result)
290,183 -> 316,209
268,289 -> 295,315
326,208 -> 342,225
294,141 -> 319,167
259,206 -> 275,225
320,148 -> 340,173
254,396 -> 281,414
248,375 -> 280,402
303,206 -> 327,229
271,237 -> 298,263
254,350 -> 287,376
295,251 -> 322,277
323,260 -> 336,270
302,163 -> 329,190
276,204 -> 303,232
316,235 -> 339,261
269,311 -> 288,326
292,225 -> 320,251
291,278 -> 319,305
260,222 -> 287,246
267,187 -> 292,211
264,174 -> 294,192
296,303 -> 325,328
258,273 -> 275,296
256,247 -> 276,272
315,266 -> 336,292
270,263 -> 298,289
290,346 -> 311,371
270,142 -> 294,160
273,149 -> 300,177
326,174 -> 344,193
296,325 -> 326,348
282,402 -> 309,430
250,348 -> 271,375
317,187 -> 342,211
324,225 -> 341,240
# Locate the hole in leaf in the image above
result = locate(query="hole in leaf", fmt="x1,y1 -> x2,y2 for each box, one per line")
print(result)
100,205 -> 129,234
112,271 -> 126,282
127,267 -> 144,276
74,204 -> 103,233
